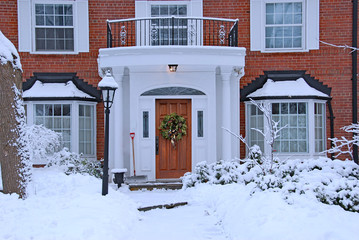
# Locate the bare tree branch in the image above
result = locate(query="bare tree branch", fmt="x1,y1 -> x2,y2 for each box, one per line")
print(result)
319,40 -> 358,53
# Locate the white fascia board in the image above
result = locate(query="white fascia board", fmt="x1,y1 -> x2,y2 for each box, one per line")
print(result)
98,46 -> 246,72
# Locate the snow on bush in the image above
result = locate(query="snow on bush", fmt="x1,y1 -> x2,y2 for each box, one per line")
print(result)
183,158 -> 359,212
48,149 -> 102,178
25,124 -> 62,164
25,124 -> 102,178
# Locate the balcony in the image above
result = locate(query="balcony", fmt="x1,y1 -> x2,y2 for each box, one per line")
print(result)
106,17 -> 238,48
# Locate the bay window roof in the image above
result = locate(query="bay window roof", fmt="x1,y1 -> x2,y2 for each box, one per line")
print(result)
241,70 -> 331,101
23,72 -> 101,102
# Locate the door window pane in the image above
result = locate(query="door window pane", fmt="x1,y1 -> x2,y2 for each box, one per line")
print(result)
143,111 -> 149,138
197,111 -> 203,137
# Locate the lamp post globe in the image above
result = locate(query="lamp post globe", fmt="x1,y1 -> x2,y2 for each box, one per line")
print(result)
98,70 -> 118,196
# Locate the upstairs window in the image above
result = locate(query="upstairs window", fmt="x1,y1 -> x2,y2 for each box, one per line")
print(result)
265,2 -> 303,49
18,0 -> 89,53
35,4 -> 74,51
250,0 -> 319,52
150,5 -> 188,45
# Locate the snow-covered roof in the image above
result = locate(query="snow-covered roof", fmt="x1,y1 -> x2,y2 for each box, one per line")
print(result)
0,31 -> 22,70
22,73 -> 101,102
241,71 -> 332,101
248,78 -> 329,98
23,80 -> 95,99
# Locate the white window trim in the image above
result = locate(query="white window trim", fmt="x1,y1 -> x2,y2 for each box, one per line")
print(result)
25,100 -> 97,159
250,0 -> 319,53
262,1 -> 306,52
18,0 -> 89,54
31,1 -> 78,54
135,0 -> 203,18
245,99 -> 327,159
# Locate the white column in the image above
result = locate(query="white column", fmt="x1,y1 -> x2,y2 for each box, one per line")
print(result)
111,74 -> 124,170
222,74 -> 232,161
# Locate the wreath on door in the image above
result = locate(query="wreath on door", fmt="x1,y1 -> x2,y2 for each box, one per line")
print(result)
159,112 -> 187,148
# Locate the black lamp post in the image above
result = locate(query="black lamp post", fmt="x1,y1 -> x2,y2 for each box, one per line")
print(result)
99,70 -> 118,196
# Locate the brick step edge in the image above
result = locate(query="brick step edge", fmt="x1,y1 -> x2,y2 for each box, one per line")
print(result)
138,202 -> 188,212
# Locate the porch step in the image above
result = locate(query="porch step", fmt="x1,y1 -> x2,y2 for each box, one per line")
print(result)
129,182 -> 183,191
138,202 -> 188,212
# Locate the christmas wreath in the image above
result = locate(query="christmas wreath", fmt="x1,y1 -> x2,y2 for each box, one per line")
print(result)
159,112 -> 187,147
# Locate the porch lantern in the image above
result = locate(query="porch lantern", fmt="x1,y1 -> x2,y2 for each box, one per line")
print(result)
168,64 -> 178,72
98,70 -> 118,196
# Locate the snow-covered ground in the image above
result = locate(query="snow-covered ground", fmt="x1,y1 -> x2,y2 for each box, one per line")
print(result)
1,166 -> 359,240
0,168 -> 139,240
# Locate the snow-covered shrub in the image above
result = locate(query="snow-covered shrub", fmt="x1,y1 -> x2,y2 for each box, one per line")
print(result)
25,124 -> 102,178
248,145 -> 263,165
182,160 -> 242,187
25,124 -> 62,164
47,149 -> 102,178
183,158 -> 359,212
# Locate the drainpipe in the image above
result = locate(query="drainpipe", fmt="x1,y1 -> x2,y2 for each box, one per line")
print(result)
352,0 -> 358,164
327,100 -> 335,160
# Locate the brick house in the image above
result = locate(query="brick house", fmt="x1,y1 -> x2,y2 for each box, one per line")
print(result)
0,0 -> 357,181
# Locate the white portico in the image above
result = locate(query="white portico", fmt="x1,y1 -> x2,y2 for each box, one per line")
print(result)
98,13 -> 245,180
98,46 -> 245,180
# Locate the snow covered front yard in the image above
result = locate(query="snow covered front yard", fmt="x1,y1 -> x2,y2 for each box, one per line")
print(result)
1,161 -> 359,240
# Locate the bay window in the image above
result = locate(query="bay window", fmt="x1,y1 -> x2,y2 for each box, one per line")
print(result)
29,101 -> 96,158
247,100 -> 326,156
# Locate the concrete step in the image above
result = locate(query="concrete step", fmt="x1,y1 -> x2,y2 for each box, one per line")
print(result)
128,182 -> 183,191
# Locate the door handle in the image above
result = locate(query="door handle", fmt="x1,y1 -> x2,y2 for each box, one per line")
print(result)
156,136 -> 159,155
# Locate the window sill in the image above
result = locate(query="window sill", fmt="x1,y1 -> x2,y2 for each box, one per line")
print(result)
259,48 -> 310,53
30,51 -> 79,55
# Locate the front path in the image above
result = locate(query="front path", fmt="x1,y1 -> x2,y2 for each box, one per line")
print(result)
122,189 -> 228,240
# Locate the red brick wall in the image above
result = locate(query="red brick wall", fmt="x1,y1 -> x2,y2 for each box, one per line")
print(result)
1,0 -> 357,160
0,0 -> 136,159
205,0 -> 357,158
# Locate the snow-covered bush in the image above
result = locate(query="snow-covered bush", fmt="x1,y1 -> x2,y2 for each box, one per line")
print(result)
47,149 -> 102,178
25,124 -> 102,178
248,144 -> 263,165
183,158 -> 359,212
25,124 -> 62,164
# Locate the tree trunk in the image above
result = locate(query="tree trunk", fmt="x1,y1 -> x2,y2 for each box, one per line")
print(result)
0,61 -> 29,198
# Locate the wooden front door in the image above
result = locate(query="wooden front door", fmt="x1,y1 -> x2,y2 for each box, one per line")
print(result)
156,99 -> 192,179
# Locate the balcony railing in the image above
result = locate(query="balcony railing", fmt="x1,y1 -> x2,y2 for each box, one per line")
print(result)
107,17 -> 238,48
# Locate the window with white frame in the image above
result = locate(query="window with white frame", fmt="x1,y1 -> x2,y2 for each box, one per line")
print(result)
272,102 -> 308,153
34,104 -> 72,149
265,2 -> 303,49
314,103 -> 326,152
150,4 -> 188,45
248,105 -> 265,151
34,4 -> 74,51
32,102 -> 96,156
79,104 -> 95,155
247,100 -> 326,154
17,0 -> 89,53
250,0 -> 319,52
